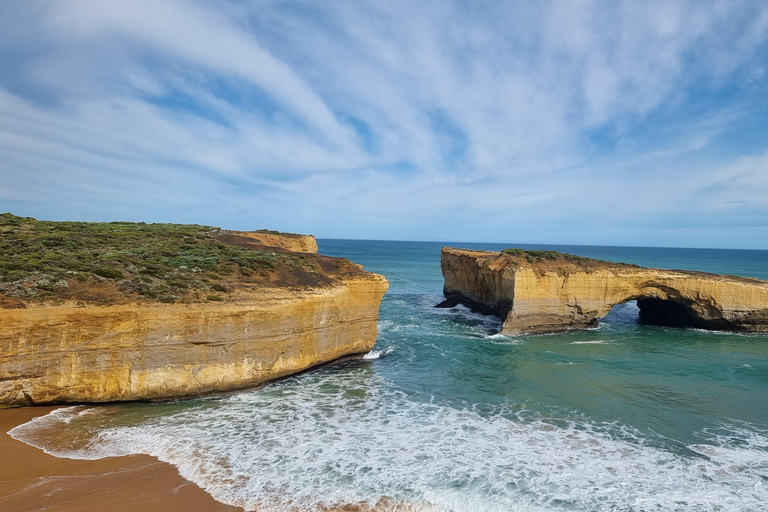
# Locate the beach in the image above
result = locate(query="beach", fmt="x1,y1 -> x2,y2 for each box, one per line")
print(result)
0,406 -> 241,512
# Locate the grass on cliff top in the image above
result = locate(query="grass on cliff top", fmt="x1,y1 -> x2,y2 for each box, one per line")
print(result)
501,248 -> 640,269
502,248 -> 592,264
0,213 -> 325,305
252,228 -> 304,238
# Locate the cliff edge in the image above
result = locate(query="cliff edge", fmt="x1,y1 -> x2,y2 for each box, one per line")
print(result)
0,215 -> 387,405
441,247 -> 768,335
231,229 -> 318,253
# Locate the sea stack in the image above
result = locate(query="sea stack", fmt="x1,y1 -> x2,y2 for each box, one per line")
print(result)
441,247 -> 768,335
0,215 -> 388,406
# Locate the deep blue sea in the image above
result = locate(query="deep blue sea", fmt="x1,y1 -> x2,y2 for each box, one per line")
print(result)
10,241 -> 768,511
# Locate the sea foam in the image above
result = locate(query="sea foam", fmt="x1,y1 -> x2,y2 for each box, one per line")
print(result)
10,369 -> 768,512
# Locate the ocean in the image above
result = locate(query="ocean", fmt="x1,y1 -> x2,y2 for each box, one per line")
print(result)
9,240 -> 768,511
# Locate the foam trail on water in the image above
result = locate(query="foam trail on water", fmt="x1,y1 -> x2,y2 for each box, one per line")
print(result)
10,370 -> 768,512
363,347 -> 394,360
483,333 -> 523,345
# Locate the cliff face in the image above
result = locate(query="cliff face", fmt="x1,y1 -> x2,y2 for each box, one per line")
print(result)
441,247 -> 768,335
0,274 -> 388,405
0,216 -> 388,406
231,230 -> 318,253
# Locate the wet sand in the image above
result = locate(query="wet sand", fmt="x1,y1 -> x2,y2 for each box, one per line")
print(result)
0,406 -> 242,512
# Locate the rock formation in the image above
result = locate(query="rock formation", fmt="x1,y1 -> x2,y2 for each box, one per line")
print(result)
441,247 -> 768,335
231,230 -> 319,253
0,217 -> 387,406
0,276 -> 387,405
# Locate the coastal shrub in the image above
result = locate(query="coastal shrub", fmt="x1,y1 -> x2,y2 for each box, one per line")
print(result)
166,278 -> 191,289
163,255 -> 219,270
500,247 -> 633,268
254,228 -> 303,238
525,250 -> 560,262
1,270 -> 25,282
41,236 -> 78,248
502,248 -> 561,262
563,254 -> 588,263
0,213 -> 312,303
93,267 -> 125,279
502,248 -> 590,264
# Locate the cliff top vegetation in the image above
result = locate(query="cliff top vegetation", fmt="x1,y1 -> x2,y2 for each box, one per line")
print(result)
252,228 -> 305,238
501,248 -> 593,264
499,247 -> 640,273
0,213 -> 356,306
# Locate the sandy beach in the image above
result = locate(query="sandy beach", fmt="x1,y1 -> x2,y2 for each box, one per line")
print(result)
0,406 -> 242,512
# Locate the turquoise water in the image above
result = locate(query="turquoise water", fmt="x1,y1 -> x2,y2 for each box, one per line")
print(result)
10,241 -> 768,511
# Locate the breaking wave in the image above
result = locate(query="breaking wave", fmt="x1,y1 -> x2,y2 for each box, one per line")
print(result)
10,370 -> 768,512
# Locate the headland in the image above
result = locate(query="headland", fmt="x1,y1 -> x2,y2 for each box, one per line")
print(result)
0,214 -> 388,405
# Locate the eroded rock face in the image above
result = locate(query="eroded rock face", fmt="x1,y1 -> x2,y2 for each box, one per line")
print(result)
0,274 -> 388,405
441,247 -> 768,335
231,230 -> 318,253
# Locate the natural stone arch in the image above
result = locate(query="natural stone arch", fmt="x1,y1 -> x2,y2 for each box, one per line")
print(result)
441,248 -> 768,335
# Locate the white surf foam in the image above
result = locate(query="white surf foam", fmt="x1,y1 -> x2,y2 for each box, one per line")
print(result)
482,333 -> 523,345
363,347 -> 394,360
569,340 -> 613,345
10,371 -> 768,512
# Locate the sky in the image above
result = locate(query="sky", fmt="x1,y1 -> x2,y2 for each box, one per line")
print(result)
1,1 -> 768,249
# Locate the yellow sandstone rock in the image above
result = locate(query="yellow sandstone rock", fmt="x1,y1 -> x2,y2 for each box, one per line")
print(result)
0,274 -> 388,405
231,230 -> 318,253
441,247 -> 768,335
0,221 -> 386,406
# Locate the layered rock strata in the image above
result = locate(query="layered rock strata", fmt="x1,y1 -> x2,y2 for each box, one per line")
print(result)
0,275 -> 387,405
441,247 -> 768,335
0,218 -> 387,406
231,230 -> 318,253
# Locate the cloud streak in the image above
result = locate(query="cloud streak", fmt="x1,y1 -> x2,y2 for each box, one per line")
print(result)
0,0 -> 767,247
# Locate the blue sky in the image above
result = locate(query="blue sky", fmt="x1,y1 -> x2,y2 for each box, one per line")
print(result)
1,1 -> 767,248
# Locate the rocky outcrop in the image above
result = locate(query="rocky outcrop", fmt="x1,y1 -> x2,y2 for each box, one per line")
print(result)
441,247 -> 768,335
0,215 -> 386,406
0,274 -> 388,405
231,230 -> 318,253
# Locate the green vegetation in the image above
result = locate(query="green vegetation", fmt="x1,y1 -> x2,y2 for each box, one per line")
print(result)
253,228 -> 303,238
501,248 -> 641,270
502,248 -> 590,264
0,213 -> 318,303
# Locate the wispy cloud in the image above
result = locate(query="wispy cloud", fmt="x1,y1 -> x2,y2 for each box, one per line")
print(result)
0,0 -> 767,247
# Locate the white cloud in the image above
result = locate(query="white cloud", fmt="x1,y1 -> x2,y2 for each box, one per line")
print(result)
43,0 -> 358,147
0,0 -> 767,247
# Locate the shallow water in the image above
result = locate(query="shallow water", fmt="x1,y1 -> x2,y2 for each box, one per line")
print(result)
10,241 -> 768,511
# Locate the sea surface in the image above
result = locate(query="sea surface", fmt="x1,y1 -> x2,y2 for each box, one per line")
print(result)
9,241 -> 768,511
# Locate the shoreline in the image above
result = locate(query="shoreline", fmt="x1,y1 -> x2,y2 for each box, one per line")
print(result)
0,406 -> 242,512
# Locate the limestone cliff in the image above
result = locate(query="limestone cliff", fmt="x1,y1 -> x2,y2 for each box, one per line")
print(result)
441,247 -> 768,335
231,230 -> 318,253
0,275 -> 387,405
0,215 -> 388,406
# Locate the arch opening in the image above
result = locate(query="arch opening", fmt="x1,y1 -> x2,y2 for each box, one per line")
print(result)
598,297 -> 738,331
636,298 -> 736,331
600,300 -> 640,325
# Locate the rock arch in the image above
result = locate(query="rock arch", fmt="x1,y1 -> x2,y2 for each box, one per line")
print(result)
441,248 -> 768,335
